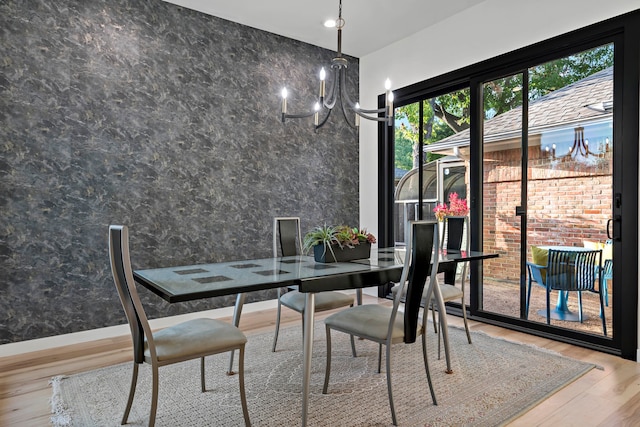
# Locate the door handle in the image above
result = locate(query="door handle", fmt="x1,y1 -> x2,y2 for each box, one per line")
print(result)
607,216 -> 621,241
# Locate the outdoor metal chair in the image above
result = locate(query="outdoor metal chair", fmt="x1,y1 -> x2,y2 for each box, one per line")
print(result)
527,248 -> 606,335
602,258 -> 612,308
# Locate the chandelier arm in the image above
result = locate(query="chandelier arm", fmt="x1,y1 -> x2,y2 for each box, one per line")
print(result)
339,96 -> 357,129
323,96 -> 338,110
282,111 -> 317,122
338,67 -> 390,119
354,110 -> 391,122
356,106 -> 387,114
315,107 -> 333,130
338,68 -> 358,110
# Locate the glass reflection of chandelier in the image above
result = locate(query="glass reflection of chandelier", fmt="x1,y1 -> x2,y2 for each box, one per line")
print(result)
569,126 -> 591,157
280,0 -> 394,131
546,126 -> 610,162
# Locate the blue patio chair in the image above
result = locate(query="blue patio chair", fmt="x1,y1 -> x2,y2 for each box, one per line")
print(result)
601,258 -> 612,307
526,248 -> 606,336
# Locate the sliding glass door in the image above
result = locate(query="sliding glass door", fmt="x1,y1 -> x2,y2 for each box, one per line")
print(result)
479,43 -> 614,339
381,12 -> 639,358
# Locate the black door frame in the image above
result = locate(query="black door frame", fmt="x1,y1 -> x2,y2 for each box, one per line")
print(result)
379,10 -> 639,359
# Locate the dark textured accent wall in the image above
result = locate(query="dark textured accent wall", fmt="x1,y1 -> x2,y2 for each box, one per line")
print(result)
0,0 -> 360,344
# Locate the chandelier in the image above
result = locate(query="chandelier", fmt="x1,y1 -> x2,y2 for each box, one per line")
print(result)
280,0 -> 394,131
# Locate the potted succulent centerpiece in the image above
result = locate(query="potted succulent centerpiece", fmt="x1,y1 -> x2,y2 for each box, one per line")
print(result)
303,225 -> 376,263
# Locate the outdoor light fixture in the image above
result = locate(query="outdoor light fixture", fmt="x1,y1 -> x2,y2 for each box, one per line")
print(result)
280,0 -> 394,131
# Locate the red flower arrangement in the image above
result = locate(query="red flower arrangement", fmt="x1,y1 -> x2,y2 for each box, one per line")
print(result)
433,192 -> 469,221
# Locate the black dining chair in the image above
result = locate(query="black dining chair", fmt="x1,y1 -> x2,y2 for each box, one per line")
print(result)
271,217 -> 356,353
391,216 -> 472,359
108,225 -> 251,427
322,220 -> 440,426
432,216 -> 472,354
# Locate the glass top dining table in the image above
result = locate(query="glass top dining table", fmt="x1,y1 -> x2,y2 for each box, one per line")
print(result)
134,247 -> 494,301
134,247 -> 405,303
134,246 -> 497,426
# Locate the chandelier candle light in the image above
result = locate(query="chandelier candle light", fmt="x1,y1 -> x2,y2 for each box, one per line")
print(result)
280,0 -> 394,131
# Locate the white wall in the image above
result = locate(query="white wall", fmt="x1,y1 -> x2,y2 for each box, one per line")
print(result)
358,0 -> 640,355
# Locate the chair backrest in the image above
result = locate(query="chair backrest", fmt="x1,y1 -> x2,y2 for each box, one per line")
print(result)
603,258 -> 613,277
546,249 -> 602,292
109,225 -> 154,364
443,216 -> 468,253
273,217 -> 302,257
391,220 -> 439,344
603,239 -> 613,261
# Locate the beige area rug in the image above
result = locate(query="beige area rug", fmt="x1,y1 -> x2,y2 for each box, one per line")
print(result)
50,321 -> 595,426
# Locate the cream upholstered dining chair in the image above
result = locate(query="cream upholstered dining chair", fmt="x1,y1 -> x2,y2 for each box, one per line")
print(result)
108,225 -> 251,427
271,217 -> 355,353
322,220 -> 440,426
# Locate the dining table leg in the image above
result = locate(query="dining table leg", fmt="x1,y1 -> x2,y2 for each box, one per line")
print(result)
301,292 -> 315,427
226,293 -> 246,375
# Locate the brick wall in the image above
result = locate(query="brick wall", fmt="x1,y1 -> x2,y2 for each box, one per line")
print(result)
482,146 -> 612,280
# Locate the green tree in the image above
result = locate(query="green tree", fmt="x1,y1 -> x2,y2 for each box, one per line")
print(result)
394,124 -> 414,172
394,43 -> 614,169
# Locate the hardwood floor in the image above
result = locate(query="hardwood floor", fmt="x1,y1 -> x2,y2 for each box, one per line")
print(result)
1,295 -> 639,426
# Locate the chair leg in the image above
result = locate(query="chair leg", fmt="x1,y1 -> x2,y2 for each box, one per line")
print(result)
228,293 -> 246,374
238,346 -> 251,426
121,362 -> 139,425
200,357 -> 206,392
525,275 -> 533,320
377,343 -> 383,374
349,334 -> 357,358
347,301 -> 358,357
437,311 -> 443,360
577,291 -> 584,323
599,291 -> 607,336
546,288 -> 551,325
149,364 -> 159,427
385,343 -> 398,426
460,299 -> 472,344
272,299 -> 283,352
322,325 -> 332,394
431,303 -> 438,333
421,332 -> 437,405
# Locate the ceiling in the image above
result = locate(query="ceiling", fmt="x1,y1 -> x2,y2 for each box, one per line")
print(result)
162,0 -> 486,57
